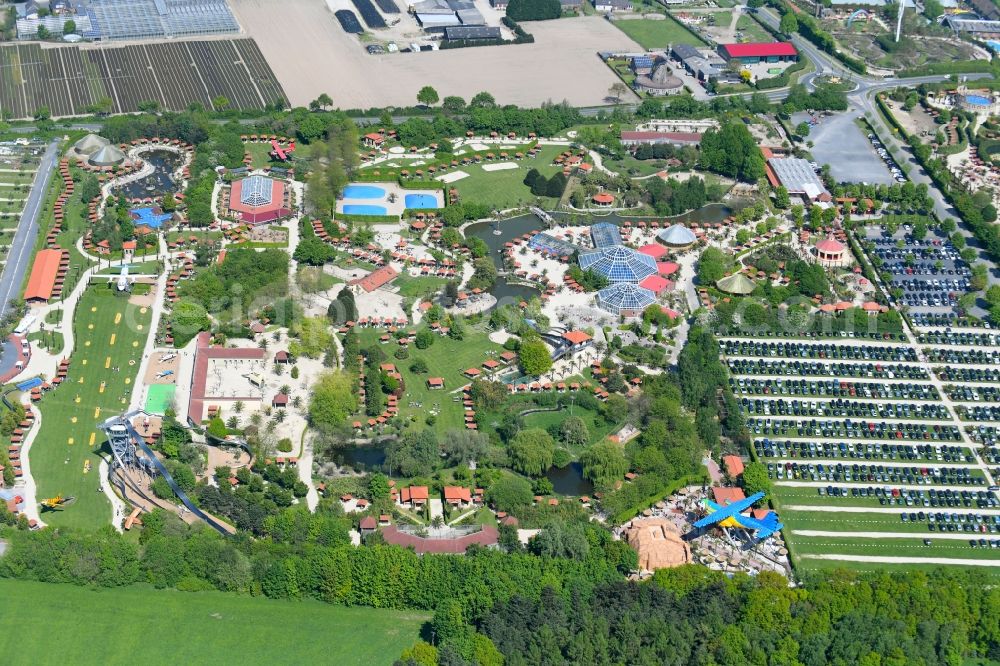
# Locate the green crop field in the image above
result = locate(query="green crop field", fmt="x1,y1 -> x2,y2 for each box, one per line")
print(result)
29,287 -> 152,530
354,325 -> 501,431
453,144 -> 566,209
613,17 -> 707,49
0,579 -> 428,665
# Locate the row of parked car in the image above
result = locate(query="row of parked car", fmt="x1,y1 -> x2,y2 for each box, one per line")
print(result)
901,510 -> 1000,528
769,461 -> 980,486
741,397 -> 950,420
727,358 -> 929,380
867,133 -> 906,182
944,385 -> 1000,403
924,348 -> 1000,365
956,405 -> 1000,423
820,486 -> 998,508
966,425 -> 1000,446
732,377 -> 938,400
720,340 -> 918,362
892,277 -> 968,309
935,366 -> 1000,383
748,417 -> 962,441
754,439 -> 972,463
912,312 -> 977,327
919,331 -> 1000,347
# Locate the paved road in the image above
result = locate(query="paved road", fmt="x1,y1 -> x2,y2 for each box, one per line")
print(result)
0,139 -> 59,323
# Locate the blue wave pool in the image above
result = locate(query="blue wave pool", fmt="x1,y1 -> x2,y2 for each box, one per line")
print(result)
404,193 -> 439,209
342,204 -> 388,216
343,184 -> 386,199
965,95 -> 991,107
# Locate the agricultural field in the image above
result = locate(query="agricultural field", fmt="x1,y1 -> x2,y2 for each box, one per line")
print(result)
612,16 -> 707,49
0,579 -> 429,665
354,325 -> 502,432
0,40 -> 285,120
29,287 -> 152,531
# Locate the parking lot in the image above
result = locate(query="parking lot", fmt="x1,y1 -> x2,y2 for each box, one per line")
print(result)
722,333 -> 1000,570
863,226 -> 971,325
794,110 -> 895,185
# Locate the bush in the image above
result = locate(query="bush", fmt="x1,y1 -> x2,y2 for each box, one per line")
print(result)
277,438 -> 294,453
506,0 -> 560,21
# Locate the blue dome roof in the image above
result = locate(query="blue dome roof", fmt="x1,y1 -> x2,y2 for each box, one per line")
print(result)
597,283 -> 656,314
579,245 -> 658,283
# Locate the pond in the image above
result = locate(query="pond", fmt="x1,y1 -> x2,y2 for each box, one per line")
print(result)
464,204 -> 742,264
546,461 -> 594,496
117,150 -> 182,199
332,445 -> 386,472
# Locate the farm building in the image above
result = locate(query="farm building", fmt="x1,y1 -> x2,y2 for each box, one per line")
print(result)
77,0 -> 238,41
227,175 -> 292,224
717,42 -> 798,65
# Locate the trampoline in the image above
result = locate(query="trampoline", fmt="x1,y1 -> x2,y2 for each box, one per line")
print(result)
145,384 -> 176,415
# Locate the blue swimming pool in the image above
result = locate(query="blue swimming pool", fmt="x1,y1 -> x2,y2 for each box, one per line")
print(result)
342,204 -> 388,216
965,95 -> 991,107
404,193 -> 439,209
343,184 -> 386,199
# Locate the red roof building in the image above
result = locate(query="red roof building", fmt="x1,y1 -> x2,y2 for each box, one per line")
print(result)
639,274 -> 673,295
24,249 -> 64,302
722,455 -> 745,478
718,42 -> 798,63
187,332 -> 267,423
562,330 -> 593,346
712,487 -> 747,505
349,265 -> 399,293
228,175 -> 291,224
637,243 -> 668,259
444,486 -> 472,505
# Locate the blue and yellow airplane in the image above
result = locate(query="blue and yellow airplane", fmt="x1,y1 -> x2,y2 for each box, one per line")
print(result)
693,491 -> 783,541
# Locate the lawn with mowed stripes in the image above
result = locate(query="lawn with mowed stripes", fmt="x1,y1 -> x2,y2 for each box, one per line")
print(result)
29,287 -> 151,530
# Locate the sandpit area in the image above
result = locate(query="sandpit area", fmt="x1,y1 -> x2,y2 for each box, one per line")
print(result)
143,350 -> 181,386
481,162 -> 518,171
230,0 -> 642,108
437,170 -> 469,183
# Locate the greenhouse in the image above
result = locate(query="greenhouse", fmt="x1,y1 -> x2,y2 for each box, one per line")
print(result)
597,283 -> 657,317
579,245 -> 658,283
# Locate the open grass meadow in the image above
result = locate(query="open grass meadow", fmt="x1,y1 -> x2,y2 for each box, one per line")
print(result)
354,325 -> 502,432
29,287 -> 152,531
453,144 -> 566,209
613,16 -> 707,49
0,579 -> 429,665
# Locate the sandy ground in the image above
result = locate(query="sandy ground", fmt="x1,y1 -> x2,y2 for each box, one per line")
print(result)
801,553 -> 1000,567
231,0 -> 642,108
142,350 -> 180,385
437,171 -> 468,183
481,162 -> 518,172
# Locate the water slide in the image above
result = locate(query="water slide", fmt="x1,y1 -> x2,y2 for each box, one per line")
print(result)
120,419 -> 235,535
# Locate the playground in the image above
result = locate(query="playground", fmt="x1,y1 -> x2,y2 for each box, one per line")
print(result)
28,287 -> 152,530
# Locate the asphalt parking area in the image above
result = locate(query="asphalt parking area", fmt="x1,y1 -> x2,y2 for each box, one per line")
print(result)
795,110 -> 895,185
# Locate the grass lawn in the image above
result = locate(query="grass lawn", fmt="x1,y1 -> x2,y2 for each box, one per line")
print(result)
613,16 -> 706,49
735,14 -> 772,42
395,274 -> 448,299
453,144 -> 565,210
521,405 -> 618,454
27,329 -> 64,352
0,579 -> 428,665
43,167 -> 96,296
354,325 -> 501,432
167,230 -> 223,244
29,287 -> 152,531
244,141 -> 289,170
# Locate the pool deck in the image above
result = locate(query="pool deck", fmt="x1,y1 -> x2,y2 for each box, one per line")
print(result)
337,182 -> 443,217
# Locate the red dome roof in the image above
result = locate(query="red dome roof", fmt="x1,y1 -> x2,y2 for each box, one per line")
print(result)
816,237 -> 845,253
